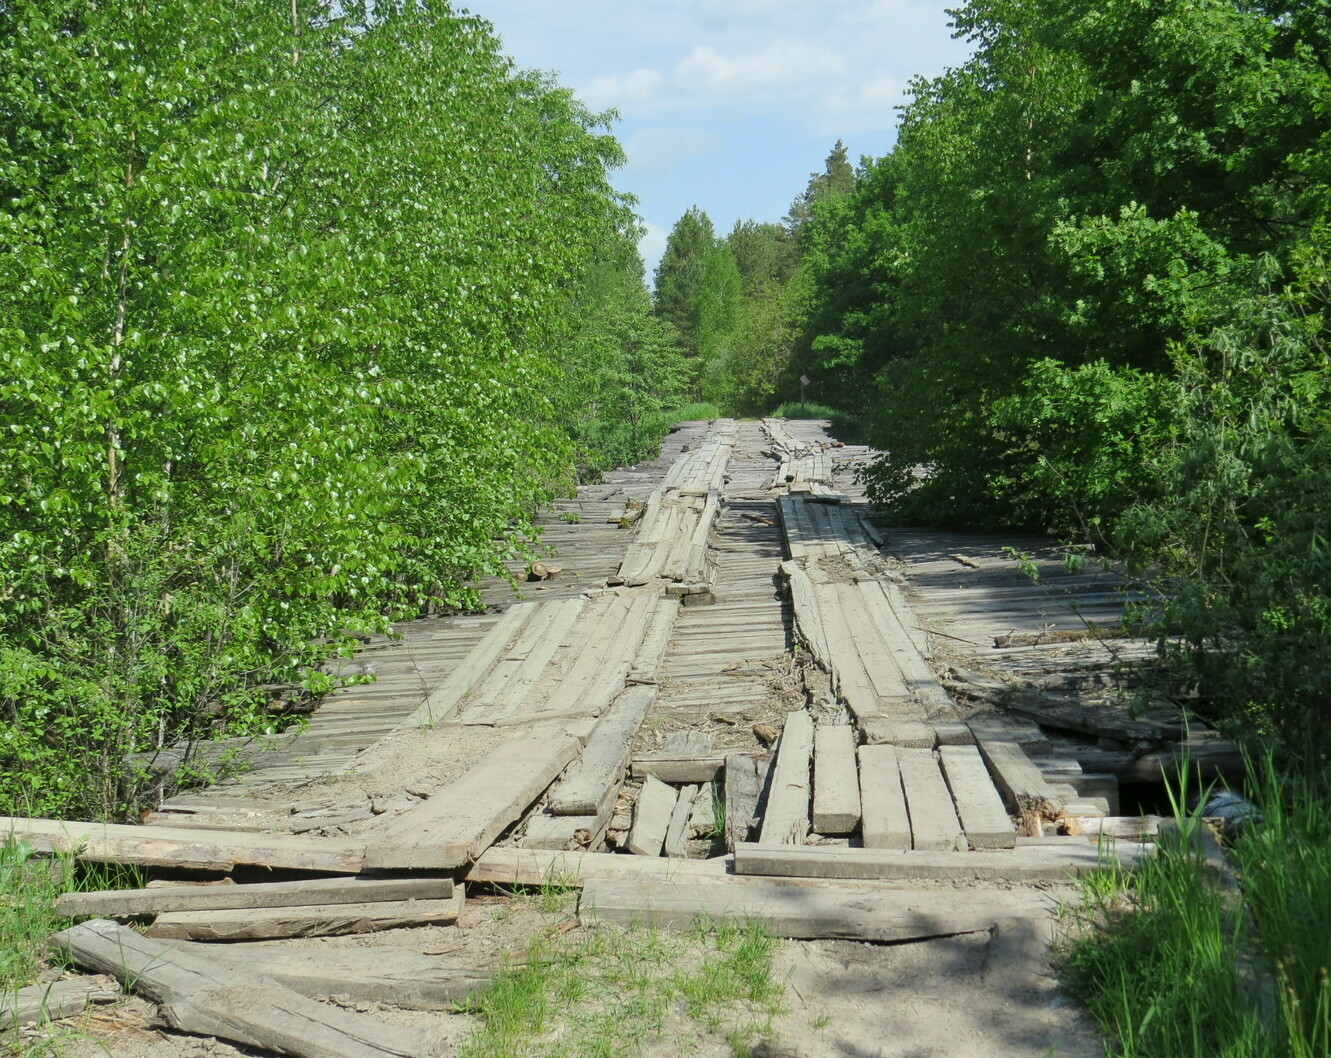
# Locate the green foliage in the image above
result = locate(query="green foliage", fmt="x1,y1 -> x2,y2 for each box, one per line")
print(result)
0,0 -> 632,819
1063,759 -> 1331,1058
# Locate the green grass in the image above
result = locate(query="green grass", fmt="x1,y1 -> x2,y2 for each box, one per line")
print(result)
456,917 -> 784,1058
1,837 -> 146,993
1060,759 -> 1331,1058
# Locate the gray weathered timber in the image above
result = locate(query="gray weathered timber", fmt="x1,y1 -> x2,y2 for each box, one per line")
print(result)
811,725 -> 860,835
663,783 -> 699,858
1,976 -> 119,1027
896,748 -> 965,851
688,782 -> 716,837
147,889 -> 463,941
156,942 -> 494,1010
548,685 -> 658,815
662,730 -> 712,756
628,775 -> 676,857
859,718 -> 935,748
363,731 -> 581,869
978,740 -> 1065,820
939,744 -> 1017,849
758,711 -> 814,845
520,811 -> 606,851
56,875 -> 452,918
0,816 -> 362,873
579,877 -> 1056,941
401,604 -> 534,729
467,846 -> 730,888
782,560 -> 830,663
53,920 -> 444,1058
732,842 -> 1137,882
858,744 -> 911,850
724,754 -> 763,851
630,754 -> 727,783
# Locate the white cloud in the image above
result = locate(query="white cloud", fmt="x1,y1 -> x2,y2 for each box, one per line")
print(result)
637,220 -> 669,283
674,40 -> 844,99
579,67 -> 664,111
624,125 -> 721,177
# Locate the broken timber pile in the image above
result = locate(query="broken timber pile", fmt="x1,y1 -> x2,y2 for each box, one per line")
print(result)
761,417 -> 846,502
610,418 -> 737,596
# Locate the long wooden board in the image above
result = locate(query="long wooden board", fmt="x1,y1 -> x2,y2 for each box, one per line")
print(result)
467,846 -> 730,889
579,877 -> 1056,941
57,875 -> 452,918
53,920 -> 443,1058
0,816 -> 362,873
811,724 -> 860,835
146,890 -> 462,941
896,748 -> 965,851
731,843 -> 1129,882
758,711 -> 814,845
363,732 -> 581,869
858,744 -> 911,850
939,744 -> 1016,849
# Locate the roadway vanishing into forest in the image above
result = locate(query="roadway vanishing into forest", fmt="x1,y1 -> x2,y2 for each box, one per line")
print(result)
5,417 -> 1242,1058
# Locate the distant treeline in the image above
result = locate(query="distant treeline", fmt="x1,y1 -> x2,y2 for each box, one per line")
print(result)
0,0 -> 694,818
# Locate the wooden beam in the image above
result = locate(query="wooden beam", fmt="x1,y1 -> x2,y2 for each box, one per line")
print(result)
811,725 -> 860,835
146,889 -> 463,941
0,816 -> 362,874
724,754 -> 764,851
1,976 -> 119,1027
363,731 -> 580,869
896,748 -> 965,851
858,744 -> 910,850
467,846 -> 729,889
663,784 -> 698,858
939,745 -> 1016,850
627,775 -> 676,857
579,877 -> 1056,942
731,843 -> 1126,882
630,754 -> 726,783
57,875 -> 452,918
758,711 -> 814,845
52,920 -> 443,1058
978,740 -> 1065,820
548,685 -> 657,815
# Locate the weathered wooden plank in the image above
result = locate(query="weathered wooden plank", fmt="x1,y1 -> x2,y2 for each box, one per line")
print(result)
663,783 -> 699,858
896,748 -> 965,852
363,731 -> 581,869
781,560 -> 830,662
468,596 -> 587,722
731,843 -> 1132,882
811,724 -> 860,835
1,976 -> 120,1027
978,740 -> 1065,820
688,783 -> 716,837
758,711 -> 814,845
858,744 -> 911,850
156,943 -> 494,1010
939,744 -> 1017,850
724,754 -> 763,851
627,775 -> 676,857
56,875 -> 452,918
630,754 -> 726,783
467,846 -> 730,888
0,816 -> 362,873
580,877 -> 1055,941
548,685 -> 658,815
401,605 -> 533,729
146,890 -> 464,941
53,920 -> 442,1058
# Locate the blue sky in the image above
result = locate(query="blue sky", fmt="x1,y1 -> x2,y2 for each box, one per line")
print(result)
460,1 -> 974,280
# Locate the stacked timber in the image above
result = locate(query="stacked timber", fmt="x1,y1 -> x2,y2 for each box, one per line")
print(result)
611,419 -> 737,593
761,418 -> 846,502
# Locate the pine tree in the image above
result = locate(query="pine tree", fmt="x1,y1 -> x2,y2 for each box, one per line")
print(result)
652,206 -> 717,358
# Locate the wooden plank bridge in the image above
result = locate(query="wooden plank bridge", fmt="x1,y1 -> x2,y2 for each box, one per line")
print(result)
5,416 -> 1233,1057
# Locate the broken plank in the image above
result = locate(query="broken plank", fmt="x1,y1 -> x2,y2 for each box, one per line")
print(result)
52,919 -> 443,1058
548,685 -> 658,815
978,740 -> 1065,820
630,754 -> 726,783
56,875 -> 453,918
663,783 -> 698,858
758,711 -> 814,846
363,731 -> 581,869
1,975 -> 120,1027
520,812 -> 605,852
939,744 -> 1017,849
811,724 -> 860,835
579,877 -> 1056,941
724,754 -> 764,851
896,748 -> 965,851
688,783 -> 716,837
627,775 -> 676,857
858,744 -> 911,850
147,889 -> 463,941
0,816 -> 361,874
732,842 -> 1137,882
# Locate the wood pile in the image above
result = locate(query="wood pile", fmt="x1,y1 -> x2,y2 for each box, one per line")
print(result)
761,418 -> 846,502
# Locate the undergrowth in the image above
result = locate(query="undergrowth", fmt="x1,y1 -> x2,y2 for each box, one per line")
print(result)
1061,761 -> 1331,1058
457,917 -> 784,1058
770,402 -> 866,444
